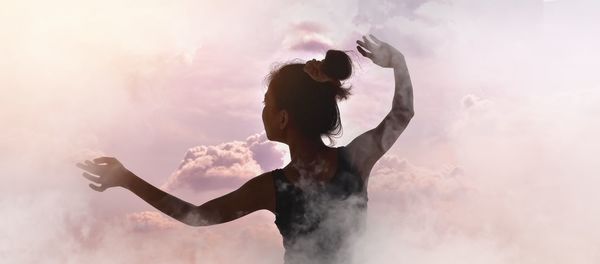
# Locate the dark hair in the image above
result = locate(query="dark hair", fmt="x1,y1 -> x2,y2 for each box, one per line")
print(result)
266,50 -> 353,145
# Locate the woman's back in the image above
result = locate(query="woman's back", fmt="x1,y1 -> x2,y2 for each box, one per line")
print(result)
272,146 -> 368,264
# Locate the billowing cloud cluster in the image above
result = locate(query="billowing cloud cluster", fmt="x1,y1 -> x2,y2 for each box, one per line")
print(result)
369,155 -> 468,204
162,132 -> 285,191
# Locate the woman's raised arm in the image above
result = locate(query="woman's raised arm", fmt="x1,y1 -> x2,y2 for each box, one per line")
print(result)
76,157 -> 275,226
346,35 -> 414,177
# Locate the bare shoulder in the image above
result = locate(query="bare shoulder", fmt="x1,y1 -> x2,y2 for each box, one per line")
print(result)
240,170 -> 276,214
247,170 -> 276,185
201,171 -> 277,224
340,144 -> 372,179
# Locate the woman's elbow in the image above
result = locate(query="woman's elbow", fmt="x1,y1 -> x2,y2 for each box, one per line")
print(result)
180,207 -> 218,227
399,110 -> 414,123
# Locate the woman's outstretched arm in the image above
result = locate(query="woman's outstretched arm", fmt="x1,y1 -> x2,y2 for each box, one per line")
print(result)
346,35 -> 415,177
76,157 -> 275,226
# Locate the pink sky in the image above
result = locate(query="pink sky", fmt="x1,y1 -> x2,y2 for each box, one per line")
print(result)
1,0 -> 600,263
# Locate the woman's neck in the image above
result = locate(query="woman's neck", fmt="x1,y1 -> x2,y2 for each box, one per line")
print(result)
287,134 -> 329,165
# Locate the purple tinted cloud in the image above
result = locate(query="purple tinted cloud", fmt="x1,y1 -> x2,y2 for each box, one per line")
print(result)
162,132 -> 285,191
285,21 -> 333,52
289,38 -> 332,52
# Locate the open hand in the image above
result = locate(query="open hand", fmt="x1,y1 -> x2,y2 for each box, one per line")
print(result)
356,34 -> 405,69
76,157 -> 133,192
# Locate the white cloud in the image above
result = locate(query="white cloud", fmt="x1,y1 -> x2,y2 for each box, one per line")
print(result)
162,132 -> 285,191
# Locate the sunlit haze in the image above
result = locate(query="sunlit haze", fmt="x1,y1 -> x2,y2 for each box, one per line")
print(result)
1,0 -> 599,263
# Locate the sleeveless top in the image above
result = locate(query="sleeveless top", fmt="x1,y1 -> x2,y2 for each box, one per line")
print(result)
272,146 -> 369,264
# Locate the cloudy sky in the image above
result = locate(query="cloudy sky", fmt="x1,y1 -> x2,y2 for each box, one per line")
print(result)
1,0 -> 599,263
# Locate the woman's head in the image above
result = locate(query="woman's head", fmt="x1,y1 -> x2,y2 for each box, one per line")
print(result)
262,50 -> 353,145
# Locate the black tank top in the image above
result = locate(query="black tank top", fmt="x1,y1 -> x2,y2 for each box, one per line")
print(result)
272,146 -> 368,264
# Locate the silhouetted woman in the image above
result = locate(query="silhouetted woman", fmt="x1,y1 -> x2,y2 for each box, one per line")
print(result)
77,35 -> 414,264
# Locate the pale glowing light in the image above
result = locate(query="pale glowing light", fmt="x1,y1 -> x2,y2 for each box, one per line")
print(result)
1,0 -> 599,263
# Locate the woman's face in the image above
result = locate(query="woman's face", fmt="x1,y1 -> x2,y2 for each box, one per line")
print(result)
262,86 -> 289,143
262,89 -> 277,140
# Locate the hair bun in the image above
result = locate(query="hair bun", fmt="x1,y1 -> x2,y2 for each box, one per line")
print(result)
321,50 -> 352,82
